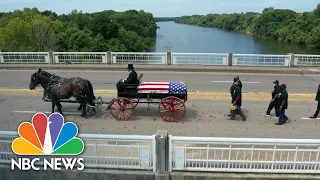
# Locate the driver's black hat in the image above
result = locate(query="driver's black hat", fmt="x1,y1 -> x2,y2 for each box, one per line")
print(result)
127,64 -> 134,70
273,80 -> 279,84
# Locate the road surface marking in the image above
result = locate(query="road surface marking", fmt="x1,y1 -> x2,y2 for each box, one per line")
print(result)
0,88 -> 316,101
309,69 -> 319,72
301,117 -> 320,120
14,110 -> 82,115
212,81 -> 261,84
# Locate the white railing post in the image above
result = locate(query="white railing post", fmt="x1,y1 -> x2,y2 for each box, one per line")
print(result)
227,52 -> 233,66
45,52 -> 50,64
112,52 -> 117,64
154,130 -> 169,180
287,53 -> 294,67
53,52 -> 59,63
152,135 -> 157,173
106,51 -> 111,64
0,53 -> 4,63
168,135 -> 172,172
166,52 -> 171,65
101,52 -> 107,64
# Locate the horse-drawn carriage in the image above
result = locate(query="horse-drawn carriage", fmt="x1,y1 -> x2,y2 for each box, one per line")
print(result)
106,73 -> 188,122
31,69 -> 188,122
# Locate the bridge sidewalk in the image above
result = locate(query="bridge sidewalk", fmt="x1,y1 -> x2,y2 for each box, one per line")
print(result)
0,64 -> 319,74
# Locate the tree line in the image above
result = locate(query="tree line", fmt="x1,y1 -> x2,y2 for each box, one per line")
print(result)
155,17 -> 177,22
0,8 -> 157,52
175,4 -> 320,49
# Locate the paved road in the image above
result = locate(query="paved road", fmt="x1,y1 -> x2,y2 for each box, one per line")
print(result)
1,95 -> 319,139
1,70 -> 320,93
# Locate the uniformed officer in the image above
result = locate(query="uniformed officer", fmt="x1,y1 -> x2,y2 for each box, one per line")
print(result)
309,84 -> 320,119
226,81 -> 246,121
263,80 -> 280,117
275,84 -> 288,125
228,76 -> 242,116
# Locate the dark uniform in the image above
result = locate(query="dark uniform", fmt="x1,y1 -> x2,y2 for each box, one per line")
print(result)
265,80 -> 280,117
116,64 -> 138,92
229,77 -> 242,95
310,85 -> 320,118
276,84 -> 288,125
228,77 -> 242,116
124,69 -> 138,84
228,83 -> 246,121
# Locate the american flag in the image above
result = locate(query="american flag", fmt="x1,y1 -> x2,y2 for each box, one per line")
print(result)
137,81 -> 187,94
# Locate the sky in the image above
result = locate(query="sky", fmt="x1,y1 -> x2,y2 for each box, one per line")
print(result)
0,0 -> 319,17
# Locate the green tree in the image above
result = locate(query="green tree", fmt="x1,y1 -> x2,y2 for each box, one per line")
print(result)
0,17 -> 32,51
0,7 -> 157,52
30,16 -> 60,51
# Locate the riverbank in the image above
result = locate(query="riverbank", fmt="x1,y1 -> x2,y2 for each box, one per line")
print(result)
155,21 -> 320,54
174,4 -> 320,51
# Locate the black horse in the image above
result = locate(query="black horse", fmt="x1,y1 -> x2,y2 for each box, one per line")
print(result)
29,68 -> 96,117
37,69 -> 86,111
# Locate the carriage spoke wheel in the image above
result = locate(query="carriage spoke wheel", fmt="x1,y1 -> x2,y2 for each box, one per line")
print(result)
158,96 -> 186,123
110,98 -> 135,121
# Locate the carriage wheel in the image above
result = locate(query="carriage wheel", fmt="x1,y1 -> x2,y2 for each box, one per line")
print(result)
110,98 -> 135,121
158,96 -> 186,122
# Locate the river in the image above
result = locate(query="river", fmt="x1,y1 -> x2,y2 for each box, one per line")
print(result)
150,21 -> 320,55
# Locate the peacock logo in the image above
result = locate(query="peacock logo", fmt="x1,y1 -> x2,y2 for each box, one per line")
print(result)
12,113 -> 84,155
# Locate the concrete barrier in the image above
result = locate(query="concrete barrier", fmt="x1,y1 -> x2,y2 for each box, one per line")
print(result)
0,64 -> 316,75
1,165 -> 320,180
0,165 -> 155,180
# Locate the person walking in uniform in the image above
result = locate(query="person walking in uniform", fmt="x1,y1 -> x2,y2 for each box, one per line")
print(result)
228,76 -> 242,116
309,84 -> 320,119
275,84 -> 289,125
226,81 -> 246,121
263,80 -> 280,117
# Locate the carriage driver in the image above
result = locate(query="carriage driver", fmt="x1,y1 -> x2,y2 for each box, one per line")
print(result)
116,64 -> 138,92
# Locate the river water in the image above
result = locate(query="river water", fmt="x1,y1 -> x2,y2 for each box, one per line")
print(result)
150,21 -> 320,55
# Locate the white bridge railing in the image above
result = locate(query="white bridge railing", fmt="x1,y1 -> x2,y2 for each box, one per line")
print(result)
1,130 -> 320,174
0,51 -> 320,67
0,52 -> 50,64
233,54 -> 290,66
111,52 -> 167,64
171,53 -> 228,65
53,52 -> 107,64
0,131 -> 156,171
294,54 -> 320,66
169,136 -> 320,173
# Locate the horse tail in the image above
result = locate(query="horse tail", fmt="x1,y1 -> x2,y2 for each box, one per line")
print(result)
85,80 -> 95,105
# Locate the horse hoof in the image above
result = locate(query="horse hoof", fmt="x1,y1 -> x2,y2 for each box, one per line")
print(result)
77,107 -> 82,111
81,114 -> 87,117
